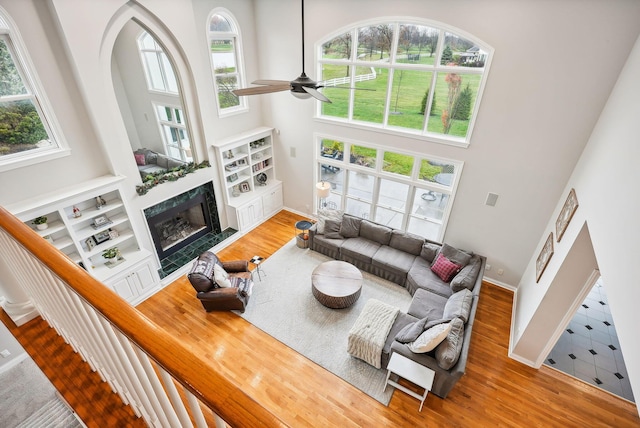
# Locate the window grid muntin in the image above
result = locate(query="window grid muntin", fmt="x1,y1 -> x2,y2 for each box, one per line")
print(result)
154,103 -> 192,162
317,20 -> 490,146
316,136 -> 461,241
208,11 -> 246,115
0,33 -> 57,162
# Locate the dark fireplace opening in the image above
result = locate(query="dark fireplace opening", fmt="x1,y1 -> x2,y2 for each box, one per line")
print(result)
144,183 -> 223,266
148,193 -> 212,259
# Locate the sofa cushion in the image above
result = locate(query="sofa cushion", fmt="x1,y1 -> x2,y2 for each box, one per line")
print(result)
451,255 -> 482,293
341,237 -> 381,264
389,230 -> 424,256
372,245 -> 416,278
437,243 -> 473,268
408,258 -> 453,298
134,153 -> 146,166
213,263 -> 232,288
339,215 -> 362,238
316,209 -> 344,234
359,220 -> 392,246
324,219 -> 342,239
395,316 -> 429,343
408,322 -> 452,353
156,154 -> 170,169
407,288 -> 448,320
420,241 -> 441,263
443,288 -> 473,323
167,157 -> 184,169
435,317 -> 465,369
431,253 -> 462,282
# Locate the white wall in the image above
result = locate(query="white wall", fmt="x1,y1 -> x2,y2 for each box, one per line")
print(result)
513,34 -> 640,404
0,317 -> 27,374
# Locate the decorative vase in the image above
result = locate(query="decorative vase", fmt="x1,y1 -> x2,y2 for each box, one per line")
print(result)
36,223 -> 48,231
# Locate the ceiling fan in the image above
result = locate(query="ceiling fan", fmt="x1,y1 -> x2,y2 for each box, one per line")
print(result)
231,0 -> 337,103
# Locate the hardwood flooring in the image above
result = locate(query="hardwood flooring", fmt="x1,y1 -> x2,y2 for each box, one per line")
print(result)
3,209 -> 639,427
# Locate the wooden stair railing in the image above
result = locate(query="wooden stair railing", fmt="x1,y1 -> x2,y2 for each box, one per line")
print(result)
0,206 -> 287,428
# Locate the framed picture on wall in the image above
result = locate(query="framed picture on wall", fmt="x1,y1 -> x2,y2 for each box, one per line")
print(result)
556,188 -> 579,242
536,232 -> 554,283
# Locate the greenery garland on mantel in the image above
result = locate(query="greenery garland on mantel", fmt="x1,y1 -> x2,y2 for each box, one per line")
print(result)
136,161 -> 211,196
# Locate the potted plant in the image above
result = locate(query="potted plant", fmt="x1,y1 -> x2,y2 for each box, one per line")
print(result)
33,216 -> 48,230
102,247 -> 121,260
103,247 -> 124,267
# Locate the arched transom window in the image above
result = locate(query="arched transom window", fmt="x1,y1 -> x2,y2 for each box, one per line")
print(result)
317,20 -> 492,147
208,11 -> 246,115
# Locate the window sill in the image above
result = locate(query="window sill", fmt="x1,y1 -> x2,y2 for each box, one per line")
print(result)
313,116 -> 470,149
0,147 -> 71,173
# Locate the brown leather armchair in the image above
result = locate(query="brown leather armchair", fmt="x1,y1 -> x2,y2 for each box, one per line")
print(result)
187,252 -> 252,313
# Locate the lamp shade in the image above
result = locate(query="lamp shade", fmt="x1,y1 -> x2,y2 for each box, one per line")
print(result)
316,181 -> 331,198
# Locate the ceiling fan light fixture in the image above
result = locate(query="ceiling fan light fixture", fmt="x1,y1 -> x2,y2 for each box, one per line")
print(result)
291,91 -> 312,100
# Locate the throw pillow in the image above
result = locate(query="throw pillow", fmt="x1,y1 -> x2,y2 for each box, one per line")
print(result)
134,153 -> 146,166
431,253 -> 462,282
324,219 -> 342,239
395,317 -> 429,344
156,154 -> 169,169
408,322 -> 452,353
213,263 -> 232,288
442,288 -> 473,323
339,215 -> 362,238
435,317 -> 465,369
420,242 -> 440,263
437,243 -> 472,268
316,209 -> 344,234
450,255 -> 482,293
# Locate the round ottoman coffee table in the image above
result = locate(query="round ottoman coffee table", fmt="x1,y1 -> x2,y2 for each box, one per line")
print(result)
311,260 -> 363,309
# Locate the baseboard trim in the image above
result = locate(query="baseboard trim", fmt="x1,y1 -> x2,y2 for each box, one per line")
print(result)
483,277 -> 516,291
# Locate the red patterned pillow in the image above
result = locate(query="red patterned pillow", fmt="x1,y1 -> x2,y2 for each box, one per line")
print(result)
134,153 -> 146,166
431,253 -> 462,282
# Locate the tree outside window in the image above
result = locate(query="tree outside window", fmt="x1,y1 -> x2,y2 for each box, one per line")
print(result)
208,12 -> 246,114
318,20 -> 492,147
0,36 -> 54,160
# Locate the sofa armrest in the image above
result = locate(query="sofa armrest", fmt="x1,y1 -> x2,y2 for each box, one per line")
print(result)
222,260 -> 249,273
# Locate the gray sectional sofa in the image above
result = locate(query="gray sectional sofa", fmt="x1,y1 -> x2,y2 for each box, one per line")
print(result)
308,212 -> 485,398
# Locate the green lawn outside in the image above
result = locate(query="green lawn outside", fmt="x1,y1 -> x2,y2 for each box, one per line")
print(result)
319,63 -> 481,137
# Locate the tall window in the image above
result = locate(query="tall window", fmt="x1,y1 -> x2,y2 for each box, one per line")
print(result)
318,20 -> 492,147
208,11 -> 246,115
154,105 -> 192,162
0,15 -> 65,171
317,137 -> 462,242
138,32 -> 178,94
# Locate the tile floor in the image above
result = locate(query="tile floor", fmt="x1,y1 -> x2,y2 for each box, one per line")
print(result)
545,278 -> 635,402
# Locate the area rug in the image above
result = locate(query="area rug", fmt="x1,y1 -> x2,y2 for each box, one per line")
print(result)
238,239 -> 412,405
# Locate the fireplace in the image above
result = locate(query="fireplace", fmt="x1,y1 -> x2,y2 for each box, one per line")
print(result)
144,182 -> 222,260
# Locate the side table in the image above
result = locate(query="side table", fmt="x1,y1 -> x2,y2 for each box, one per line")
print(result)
250,256 -> 265,281
295,220 -> 313,249
384,352 -> 435,411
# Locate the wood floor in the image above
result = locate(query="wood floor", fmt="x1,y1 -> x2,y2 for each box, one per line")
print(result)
3,209 -> 639,427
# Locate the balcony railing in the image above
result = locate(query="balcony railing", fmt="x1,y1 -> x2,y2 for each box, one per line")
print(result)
0,206 -> 287,428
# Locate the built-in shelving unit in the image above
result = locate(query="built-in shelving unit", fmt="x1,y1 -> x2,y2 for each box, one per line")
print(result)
10,176 -> 160,304
213,127 -> 283,231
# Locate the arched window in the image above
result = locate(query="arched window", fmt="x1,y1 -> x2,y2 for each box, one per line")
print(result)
208,10 -> 246,115
317,20 -> 492,147
0,12 -> 67,171
137,32 -> 178,94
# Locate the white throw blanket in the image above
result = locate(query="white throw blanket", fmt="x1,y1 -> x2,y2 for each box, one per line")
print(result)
347,299 -> 399,369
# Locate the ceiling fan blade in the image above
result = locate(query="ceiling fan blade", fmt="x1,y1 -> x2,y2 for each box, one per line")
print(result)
233,84 -> 292,96
302,86 -> 332,103
252,79 -> 292,86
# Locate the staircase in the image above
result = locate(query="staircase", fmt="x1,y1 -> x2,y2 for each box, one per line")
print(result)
16,397 -> 83,428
